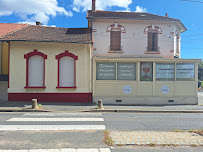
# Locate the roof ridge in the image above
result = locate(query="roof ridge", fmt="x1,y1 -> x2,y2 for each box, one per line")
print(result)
29,25 -> 90,30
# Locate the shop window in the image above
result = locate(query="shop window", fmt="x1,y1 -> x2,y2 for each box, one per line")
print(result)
56,51 -> 78,88
156,63 -> 175,81
110,30 -> 121,51
117,63 -> 136,80
96,62 -> 116,80
24,49 -> 47,88
176,63 -> 195,81
140,62 -> 153,81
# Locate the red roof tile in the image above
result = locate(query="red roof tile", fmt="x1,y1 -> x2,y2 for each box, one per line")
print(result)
0,23 -> 27,37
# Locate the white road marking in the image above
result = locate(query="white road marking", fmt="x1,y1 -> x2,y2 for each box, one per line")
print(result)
0,148 -> 111,152
7,118 -> 104,122
0,125 -> 106,131
23,113 -> 103,117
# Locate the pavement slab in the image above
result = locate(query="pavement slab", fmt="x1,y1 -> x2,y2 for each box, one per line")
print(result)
109,131 -> 203,146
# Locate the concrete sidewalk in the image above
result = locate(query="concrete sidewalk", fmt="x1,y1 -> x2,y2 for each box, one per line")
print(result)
0,92 -> 203,113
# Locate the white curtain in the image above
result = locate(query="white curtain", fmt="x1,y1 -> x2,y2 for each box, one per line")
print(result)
59,56 -> 74,87
28,56 -> 44,87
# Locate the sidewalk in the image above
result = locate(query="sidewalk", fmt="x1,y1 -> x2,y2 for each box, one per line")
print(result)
0,92 -> 203,113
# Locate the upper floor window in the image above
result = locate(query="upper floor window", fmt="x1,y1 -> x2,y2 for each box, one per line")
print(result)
56,51 -> 78,88
24,49 -> 47,88
144,25 -> 162,52
107,23 -> 125,51
176,32 -> 180,55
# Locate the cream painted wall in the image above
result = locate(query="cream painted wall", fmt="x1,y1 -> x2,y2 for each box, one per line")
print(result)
92,19 -> 181,58
9,41 -> 91,93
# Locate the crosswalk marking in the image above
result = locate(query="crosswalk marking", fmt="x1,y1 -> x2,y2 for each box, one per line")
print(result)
0,148 -> 111,152
0,125 -> 106,131
7,118 -> 104,122
23,113 -> 103,117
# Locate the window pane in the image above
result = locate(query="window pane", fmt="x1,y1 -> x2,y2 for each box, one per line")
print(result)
117,63 -> 136,80
140,62 -> 153,81
59,56 -> 74,87
28,55 -> 44,87
96,62 -> 116,80
110,31 -> 121,51
176,63 -> 195,81
156,63 -> 175,81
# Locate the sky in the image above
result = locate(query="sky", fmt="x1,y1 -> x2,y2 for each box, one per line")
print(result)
0,0 -> 202,60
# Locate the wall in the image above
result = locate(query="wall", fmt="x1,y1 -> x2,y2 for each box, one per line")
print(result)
8,41 -> 92,102
92,19 -> 180,58
93,57 -> 200,105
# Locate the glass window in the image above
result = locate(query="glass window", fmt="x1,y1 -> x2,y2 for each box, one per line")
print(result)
176,63 -> 195,81
96,62 -> 116,80
110,30 -> 121,51
117,63 -> 136,80
156,63 -> 175,81
140,62 -> 153,81
148,32 -> 158,51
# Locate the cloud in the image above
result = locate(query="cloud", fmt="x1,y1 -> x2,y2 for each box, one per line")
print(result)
0,0 -> 73,24
73,0 -> 132,12
135,6 -> 147,13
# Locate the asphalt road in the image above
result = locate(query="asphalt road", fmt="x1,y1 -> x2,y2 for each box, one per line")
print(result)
0,112 -> 203,151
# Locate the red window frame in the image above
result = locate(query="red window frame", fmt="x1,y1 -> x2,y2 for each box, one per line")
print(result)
24,49 -> 47,88
55,50 -> 78,89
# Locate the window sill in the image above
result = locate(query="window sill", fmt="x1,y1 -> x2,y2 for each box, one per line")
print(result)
24,86 -> 46,89
145,51 -> 160,54
56,87 -> 77,89
108,51 -> 124,53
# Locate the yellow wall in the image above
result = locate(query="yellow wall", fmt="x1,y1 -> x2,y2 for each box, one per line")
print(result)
9,41 -> 91,93
93,58 -> 200,104
0,42 -> 8,75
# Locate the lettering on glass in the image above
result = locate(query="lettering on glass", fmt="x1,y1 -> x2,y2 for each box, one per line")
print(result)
140,62 -> 153,81
117,63 -> 136,80
156,63 -> 175,81
96,62 -> 116,80
176,63 -> 195,80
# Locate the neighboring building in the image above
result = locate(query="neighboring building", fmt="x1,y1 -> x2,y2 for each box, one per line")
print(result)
87,0 -> 201,105
0,25 -> 93,102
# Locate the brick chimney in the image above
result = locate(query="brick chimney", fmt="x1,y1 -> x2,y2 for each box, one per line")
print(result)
92,0 -> 96,11
165,12 -> 168,17
35,21 -> 41,25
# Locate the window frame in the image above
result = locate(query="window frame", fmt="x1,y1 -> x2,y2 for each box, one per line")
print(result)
148,31 -> 158,52
24,49 -> 47,88
55,51 -> 78,88
110,29 -> 122,51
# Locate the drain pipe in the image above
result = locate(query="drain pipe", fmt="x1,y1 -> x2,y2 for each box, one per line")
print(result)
0,41 -> 2,75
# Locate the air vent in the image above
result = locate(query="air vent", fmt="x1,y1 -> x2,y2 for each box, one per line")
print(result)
116,100 -> 122,102
168,100 -> 174,103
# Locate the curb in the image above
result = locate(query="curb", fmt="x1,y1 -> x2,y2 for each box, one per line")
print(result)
84,109 -> 203,113
0,108 -> 52,112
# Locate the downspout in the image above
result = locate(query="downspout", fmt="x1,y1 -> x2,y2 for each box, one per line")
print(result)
0,41 -> 2,75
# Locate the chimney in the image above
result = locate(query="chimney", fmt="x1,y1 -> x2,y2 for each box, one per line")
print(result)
36,21 -> 41,25
165,13 -> 168,17
92,0 -> 96,11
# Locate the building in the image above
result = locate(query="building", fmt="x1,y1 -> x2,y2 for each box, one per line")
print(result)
0,25 -> 93,102
87,0 -> 201,105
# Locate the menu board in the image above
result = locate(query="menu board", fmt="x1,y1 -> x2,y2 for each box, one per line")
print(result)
96,62 -> 116,80
140,62 -> 153,81
176,63 -> 195,81
117,63 -> 136,80
156,63 -> 175,81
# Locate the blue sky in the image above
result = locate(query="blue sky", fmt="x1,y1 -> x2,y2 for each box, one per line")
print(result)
0,0 -> 202,60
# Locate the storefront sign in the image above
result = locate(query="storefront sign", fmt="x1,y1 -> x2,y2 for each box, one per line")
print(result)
156,63 -> 175,80
117,63 -> 136,80
123,85 -> 132,94
161,86 -> 169,94
176,63 -> 195,79
140,62 -> 153,81
96,62 -> 116,80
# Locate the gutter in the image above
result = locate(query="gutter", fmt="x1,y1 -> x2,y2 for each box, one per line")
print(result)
0,40 -> 93,44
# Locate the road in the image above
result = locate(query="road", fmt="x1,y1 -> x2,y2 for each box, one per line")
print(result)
0,112 -> 203,151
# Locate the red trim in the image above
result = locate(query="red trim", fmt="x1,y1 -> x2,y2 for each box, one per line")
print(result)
8,93 -> 92,103
8,41 -> 10,88
56,87 -> 77,89
24,87 -> 46,89
56,50 -> 78,88
24,49 -> 47,88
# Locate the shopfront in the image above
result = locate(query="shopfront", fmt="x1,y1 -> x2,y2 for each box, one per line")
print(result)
93,57 -> 201,105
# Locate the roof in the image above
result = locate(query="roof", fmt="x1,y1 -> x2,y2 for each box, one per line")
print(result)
87,10 -> 187,32
0,23 -> 27,37
0,25 -> 92,43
